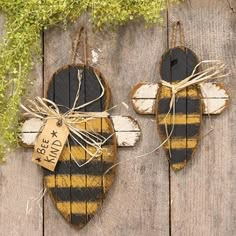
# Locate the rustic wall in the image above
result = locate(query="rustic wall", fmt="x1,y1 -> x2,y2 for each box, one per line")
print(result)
0,0 -> 235,235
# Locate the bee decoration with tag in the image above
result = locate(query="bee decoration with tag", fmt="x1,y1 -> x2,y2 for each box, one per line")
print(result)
20,27 -> 141,228
131,22 -> 230,171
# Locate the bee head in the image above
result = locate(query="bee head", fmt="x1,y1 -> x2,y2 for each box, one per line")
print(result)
159,47 -> 199,83
47,65 -> 110,113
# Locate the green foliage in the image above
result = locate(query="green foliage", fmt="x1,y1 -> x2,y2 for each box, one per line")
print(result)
0,0 -> 182,161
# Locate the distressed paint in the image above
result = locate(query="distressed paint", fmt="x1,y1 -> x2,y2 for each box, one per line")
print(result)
200,82 -> 229,114
111,116 -> 140,131
21,118 -> 44,146
132,82 -> 159,98
115,132 -> 141,147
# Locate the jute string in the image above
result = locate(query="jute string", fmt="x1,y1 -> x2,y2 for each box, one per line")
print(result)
26,188 -> 47,215
71,26 -> 88,65
171,21 -> 185,48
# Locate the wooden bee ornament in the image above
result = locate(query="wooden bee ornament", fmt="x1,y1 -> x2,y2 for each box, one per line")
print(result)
131,22 -> 229,171
19,28 -> 141,228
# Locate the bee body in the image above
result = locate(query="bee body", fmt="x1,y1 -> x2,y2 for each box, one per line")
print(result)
156,47 -> 202,171
44,65 -> 117,228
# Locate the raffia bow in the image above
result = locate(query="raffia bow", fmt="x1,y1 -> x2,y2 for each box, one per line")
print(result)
21,70 -> 113,167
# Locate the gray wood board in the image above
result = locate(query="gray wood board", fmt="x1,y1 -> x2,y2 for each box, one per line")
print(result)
169,1 -> 236,236
0,0 -> 235,235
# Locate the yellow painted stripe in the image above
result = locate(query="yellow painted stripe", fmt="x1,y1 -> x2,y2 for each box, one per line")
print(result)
164,139 -> 197,149
102,118 -> 111,132
70,146 -> 86,161
158,114 -> 200,125
103,174 -> 114,193
172,162 -> 187,171
59,146 -> 114,162
57,202 -> 71,217
86,118 -> 102,132
56,174 -> 70,187
68,117 -> 111,133
71,175 -> 86,188
159,86 -> 198,99
86,201 -> 101,214
60,146 -> 71,161
76,117 -> 112,132
86,146 -> 114,162
73,117 -> 111,132
45,174 -> 113,189
45,175 -> 55,188
72,202 -> 86,214
56,201 -> 101,215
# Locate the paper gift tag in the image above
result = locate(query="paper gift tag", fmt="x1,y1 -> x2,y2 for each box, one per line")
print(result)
32,119 -> 69,171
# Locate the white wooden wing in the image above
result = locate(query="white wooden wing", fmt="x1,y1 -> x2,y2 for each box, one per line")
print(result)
110,116 -> 141,147
20,118 -> 43,147
131,82 -> 159,115
20,116 -> 141,148
200,82 -> 229,115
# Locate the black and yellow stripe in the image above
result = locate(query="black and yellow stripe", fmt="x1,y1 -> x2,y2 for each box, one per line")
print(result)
45,65 -> 116,228
157,47 -> 201,171
44,117 -> 116,228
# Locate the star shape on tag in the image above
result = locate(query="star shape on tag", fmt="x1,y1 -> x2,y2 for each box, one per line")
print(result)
51,130 -> 57,138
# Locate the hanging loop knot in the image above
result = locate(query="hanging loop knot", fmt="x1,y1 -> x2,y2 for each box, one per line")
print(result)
171,21 -> 185,48
71,26 -> 89,65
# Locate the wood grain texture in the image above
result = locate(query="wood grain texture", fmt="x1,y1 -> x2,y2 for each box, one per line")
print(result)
43,15 -> 169,236
169,0 -> 236,235
0,0 -> 235,234
0,14 -> 43,236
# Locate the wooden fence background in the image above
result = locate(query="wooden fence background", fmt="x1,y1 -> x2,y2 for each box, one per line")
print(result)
0,0 -> 235,235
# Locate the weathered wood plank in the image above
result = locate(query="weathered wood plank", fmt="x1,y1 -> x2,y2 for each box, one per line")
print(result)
43,17 -> 169,235
169,1 -> 236,235
0,14 -> 43,236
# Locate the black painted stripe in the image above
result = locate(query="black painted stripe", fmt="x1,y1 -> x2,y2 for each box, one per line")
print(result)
159,124 -> 200,138
186,48 -> 199,75
47,66 -> 108,113
69,65 -> 86,112
171,47 -> 187,82
157,97 -> 200,114
44,160 -> 113,176
50,187 -> 103,201
85,67 -> 104,112
168,149 -> 193,164
71,213 -> 93,225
